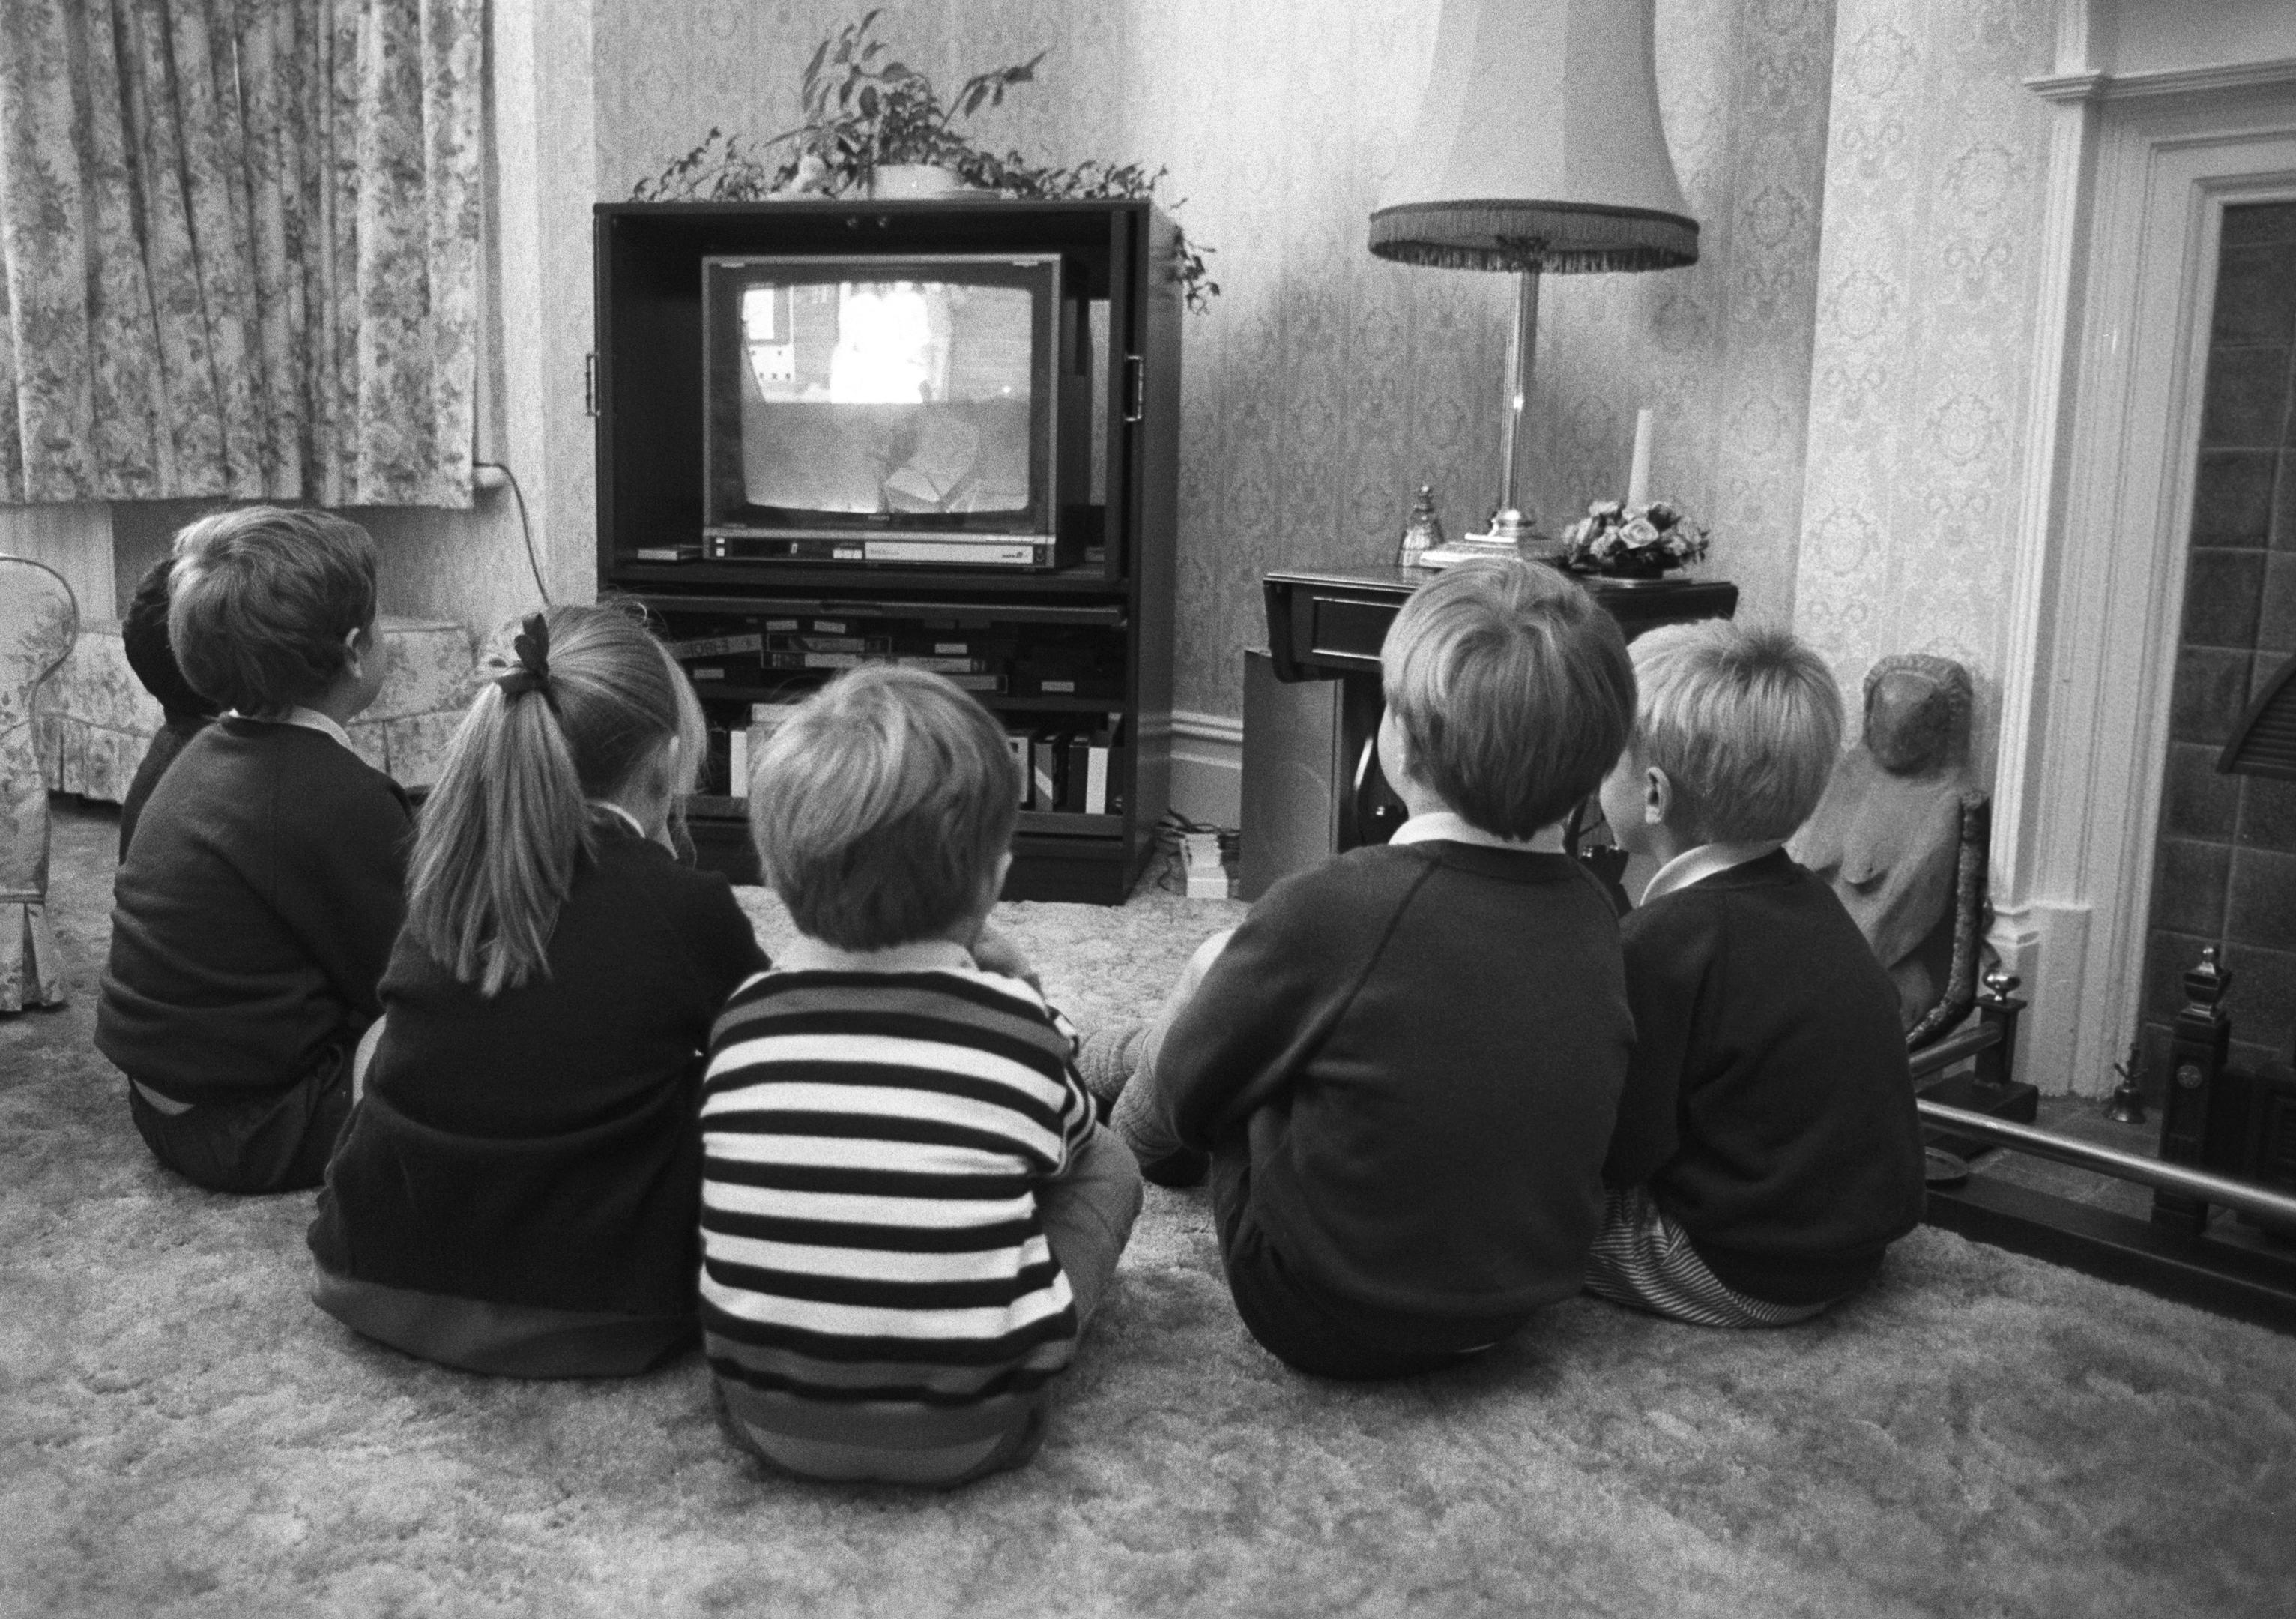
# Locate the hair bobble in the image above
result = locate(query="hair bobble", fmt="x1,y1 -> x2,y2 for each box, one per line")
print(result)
493,612 -> 553,700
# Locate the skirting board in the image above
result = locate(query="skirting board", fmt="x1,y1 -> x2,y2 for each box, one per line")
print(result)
1166,709 -> 1243,829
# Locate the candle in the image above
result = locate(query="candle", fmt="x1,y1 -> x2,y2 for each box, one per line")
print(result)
1625,408 -> 1654,510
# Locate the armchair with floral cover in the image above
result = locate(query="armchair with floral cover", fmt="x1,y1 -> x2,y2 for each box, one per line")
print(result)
1,555 -> 77,1011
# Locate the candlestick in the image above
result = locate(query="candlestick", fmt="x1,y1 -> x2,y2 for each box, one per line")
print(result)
1625,408 -> 1654,510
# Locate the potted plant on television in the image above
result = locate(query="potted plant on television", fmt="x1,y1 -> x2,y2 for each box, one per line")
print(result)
634,9 -> 1220,310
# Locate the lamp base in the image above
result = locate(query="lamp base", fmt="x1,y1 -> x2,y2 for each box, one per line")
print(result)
1410,507 -> 1557,571
1479,507 -> 1541,544
1413,536 -> 1523,571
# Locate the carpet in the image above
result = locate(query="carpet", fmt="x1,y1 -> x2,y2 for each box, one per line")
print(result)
4,799 -> 2293,1618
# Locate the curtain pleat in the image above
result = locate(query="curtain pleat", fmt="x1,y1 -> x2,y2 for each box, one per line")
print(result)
74,0 -> 168,498
0,0 -> 481,508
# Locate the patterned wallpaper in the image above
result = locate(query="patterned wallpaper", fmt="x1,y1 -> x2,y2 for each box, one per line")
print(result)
1530,0 -> 1837,635
1792,0 -> 2055,781
593,0 -> 1837,722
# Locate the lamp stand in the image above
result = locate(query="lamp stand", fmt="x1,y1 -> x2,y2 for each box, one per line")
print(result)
1472,269 -> 1542,550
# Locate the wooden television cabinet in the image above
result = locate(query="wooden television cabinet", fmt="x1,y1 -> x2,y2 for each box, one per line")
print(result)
593,199 -> 1181,902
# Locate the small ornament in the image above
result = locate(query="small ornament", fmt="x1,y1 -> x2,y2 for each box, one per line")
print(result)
2105,1040 -> 2147,1125
1398,484 -> 1446,568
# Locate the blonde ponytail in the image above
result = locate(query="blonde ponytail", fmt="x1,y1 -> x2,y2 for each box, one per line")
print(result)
405,603 -> 699,995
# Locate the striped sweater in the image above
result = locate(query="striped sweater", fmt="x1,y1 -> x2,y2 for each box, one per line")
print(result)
698,940 -> 1097,1448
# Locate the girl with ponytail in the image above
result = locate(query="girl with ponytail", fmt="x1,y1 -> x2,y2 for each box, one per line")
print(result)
308,603 -> 766,1377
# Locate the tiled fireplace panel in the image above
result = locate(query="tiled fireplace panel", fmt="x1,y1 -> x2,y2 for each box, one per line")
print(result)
2142,200 -> 2296,1085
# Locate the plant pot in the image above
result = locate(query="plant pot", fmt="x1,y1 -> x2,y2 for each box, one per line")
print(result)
868,164 -> 974,200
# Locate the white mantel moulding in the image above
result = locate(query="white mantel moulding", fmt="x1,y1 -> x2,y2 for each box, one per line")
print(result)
1990,76 -> 2296,1096
2027,56 -> 2296,105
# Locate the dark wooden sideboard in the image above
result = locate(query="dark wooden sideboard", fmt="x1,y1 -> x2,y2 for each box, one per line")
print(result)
1242,564 -> 1739,897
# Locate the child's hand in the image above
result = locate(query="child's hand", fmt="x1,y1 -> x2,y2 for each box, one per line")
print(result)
972,923 -> 1042,992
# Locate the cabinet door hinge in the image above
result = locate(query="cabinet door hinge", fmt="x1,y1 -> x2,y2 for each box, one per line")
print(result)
585,353 -> 599,417
1122,354 -> 1145,424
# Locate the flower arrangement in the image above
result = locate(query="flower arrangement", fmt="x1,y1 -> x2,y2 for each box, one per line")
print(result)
1559,500 -> 1709,579
632,10 -> 1220,310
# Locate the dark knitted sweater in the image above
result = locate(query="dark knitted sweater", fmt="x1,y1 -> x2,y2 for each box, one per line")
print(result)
1602,851 -> 1927,1305
118,715 -> 211,859
97,719 -> 412,1100
1145,839 -> 1634,1321
308,824 -> 766,1318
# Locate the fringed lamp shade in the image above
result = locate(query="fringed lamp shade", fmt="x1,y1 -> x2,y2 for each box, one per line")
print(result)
1369,0 -> 1697,274
1369,0 -> 1697,551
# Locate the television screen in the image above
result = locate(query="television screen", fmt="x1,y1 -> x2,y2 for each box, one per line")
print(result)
702,255 -> 1059,538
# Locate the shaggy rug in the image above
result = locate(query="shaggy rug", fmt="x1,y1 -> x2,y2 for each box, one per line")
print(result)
4,800 -> 2295,1618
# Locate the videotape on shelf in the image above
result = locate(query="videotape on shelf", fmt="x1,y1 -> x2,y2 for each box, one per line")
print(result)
1016,672 -> 1122,699
889,631 -> 1016,660
668,631 -> 764,685
666,632 -> 764,660
1073,717 -> 1122,815
1030,732 -> 1063,811
889,654 -> 994,674
1007,718 -> 1121,815
767,632 -> 891,654
1012,642 -> 1121,699
1004,733 -> 1030,806
764,650 -> 1006,693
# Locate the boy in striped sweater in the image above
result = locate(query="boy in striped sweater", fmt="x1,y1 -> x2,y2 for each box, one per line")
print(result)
700,666 -> 1143,1486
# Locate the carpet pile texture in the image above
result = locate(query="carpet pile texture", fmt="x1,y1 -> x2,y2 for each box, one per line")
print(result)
4,801 -> 2294,1617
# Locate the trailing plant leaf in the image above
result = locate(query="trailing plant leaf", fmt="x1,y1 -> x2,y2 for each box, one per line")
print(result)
631,10 -> 1220,308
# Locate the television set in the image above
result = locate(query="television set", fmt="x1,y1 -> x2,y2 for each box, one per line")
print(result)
699,253 -> 1079,568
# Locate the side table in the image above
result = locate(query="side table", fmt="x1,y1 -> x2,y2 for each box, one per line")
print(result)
1242,564 -> 1738,898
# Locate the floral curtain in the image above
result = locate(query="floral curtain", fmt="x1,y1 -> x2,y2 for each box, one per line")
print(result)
0,0 -> 483,508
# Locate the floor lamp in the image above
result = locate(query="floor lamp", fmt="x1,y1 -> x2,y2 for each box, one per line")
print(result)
1370,0 -> 1699,559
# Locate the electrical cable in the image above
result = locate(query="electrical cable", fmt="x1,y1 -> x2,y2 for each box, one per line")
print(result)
474,460 -> 549,604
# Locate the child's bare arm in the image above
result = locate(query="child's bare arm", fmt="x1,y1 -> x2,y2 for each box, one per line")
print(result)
970,922 -> 1042,992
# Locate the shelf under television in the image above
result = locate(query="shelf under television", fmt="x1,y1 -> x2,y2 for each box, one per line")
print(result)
686,795 -> 1119,839
1016,811 -> 1123,836
690,684 -> 1123,716
613,560 -> 1130,600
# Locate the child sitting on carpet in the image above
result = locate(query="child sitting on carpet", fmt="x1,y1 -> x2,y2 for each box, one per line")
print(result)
701,665 -> 1141,1486
1590,621 -> 1926,1326
308,603 -> 764,1377
1084,555 -> 1640,1379
116,554 -> 220,859
97,507 -> 409,1195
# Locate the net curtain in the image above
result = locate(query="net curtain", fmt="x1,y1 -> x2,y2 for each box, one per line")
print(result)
0,0 -> 482,507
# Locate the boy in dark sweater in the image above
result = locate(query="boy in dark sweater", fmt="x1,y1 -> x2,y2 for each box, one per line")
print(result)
98,507 -> 409,1194
1592,621 -> 1926,1325
1086,557 -> 1640,1379
117,555 -> 220,858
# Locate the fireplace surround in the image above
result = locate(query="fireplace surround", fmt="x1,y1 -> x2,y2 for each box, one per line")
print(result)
1984,61 -> 2296,1098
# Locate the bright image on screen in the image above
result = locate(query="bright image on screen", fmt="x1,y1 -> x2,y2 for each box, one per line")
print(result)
734,279 -> 1035,517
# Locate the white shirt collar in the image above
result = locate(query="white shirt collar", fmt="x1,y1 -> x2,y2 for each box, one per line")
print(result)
1640,839 -> 1783,904
1389,810 -> 1565,854
587,801 -> 649,840
775,935 -> 978,974
228,706 -> 355,752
